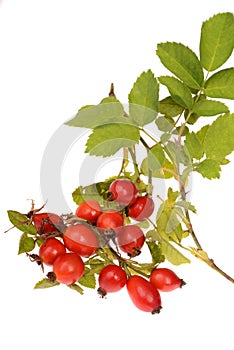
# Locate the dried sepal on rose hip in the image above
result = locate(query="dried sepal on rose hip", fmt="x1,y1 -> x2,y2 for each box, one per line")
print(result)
117,225 -> 145,257
31,212 -> 66,235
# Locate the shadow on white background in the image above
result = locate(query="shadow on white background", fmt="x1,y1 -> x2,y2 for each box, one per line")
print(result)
0,1 -> 233,350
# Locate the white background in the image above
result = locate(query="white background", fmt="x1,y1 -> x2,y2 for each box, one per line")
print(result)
0,1 -> 234,349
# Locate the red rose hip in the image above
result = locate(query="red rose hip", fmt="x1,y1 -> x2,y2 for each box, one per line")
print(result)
127,275 -> 162,314
96,210 -> 124,230
63,223 -> 99,257
97,264 -> 127,297
150,268 -> 186,292
33,212 -> 64,234
75,199 -> 101,225
52,252 -> 84,285
39,237 -> 66,265
128,196 -> 155,221
108,179 -> 138,206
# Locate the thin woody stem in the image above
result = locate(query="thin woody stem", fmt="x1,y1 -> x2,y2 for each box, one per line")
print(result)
179,179 -> 234,283
179,182 -> 203,250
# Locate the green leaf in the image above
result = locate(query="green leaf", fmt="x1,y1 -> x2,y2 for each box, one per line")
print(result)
78,268 -> 96,289
155,116 -> 174,132
166,141 -> 191,166
88,258 -> 110,274
180,165 -> 193,185
196,159 -> 221,179
185,111 -> 199,125
159,96 -> 184,118
204,68 -> 234,100
219,158 -> 230,165
68,283 -> 84,295
159,76 -> 193,109
146,241 -> 165,264
128,70 -> 159,126
72,183 -> 106,205
65,96 -> 125,129
85,123 -> 140,157
175,200 -> 197,213
160,240 -> 190,265
34,278 -> 60,289
146,229 -> 161,241
200,12 -> 234,72
167,187 -> 180,205
18,233 -> 35,254
160,132 -> 171,143
184,132 -> 204,160
7,210 -> 37,235
192,99 -> 229,116
156,42 -> 204,89
157,205 -> 178,234
148,144 -> 166,172
135,220 -> 150,229
196,125 -> 210,145
140,156 -> 174,179
203,113 -> 234,160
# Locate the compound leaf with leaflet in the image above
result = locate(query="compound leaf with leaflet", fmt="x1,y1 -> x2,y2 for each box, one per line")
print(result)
157,42 -> 204,89
159,96 -> 184,118
85,123 -> 140,157
161,239 -> 190,265
204,68 -> 234,100
196,159 -> 221,179
65,96 -> 125,129
200,12 -> 234,72
184,132 -> 204,160
203,113 -> 234,160
159,76 -> 193,109
128,70 -> 159,126
192,99 -> 229,116
148,143 -> 166,172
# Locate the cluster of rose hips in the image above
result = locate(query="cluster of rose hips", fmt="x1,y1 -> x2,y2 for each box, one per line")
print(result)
27,178 -> 185,314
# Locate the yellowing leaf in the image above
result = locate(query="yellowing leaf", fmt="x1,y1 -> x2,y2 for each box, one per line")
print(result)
203,113 -> 234,160
196,159 -> 221,179
161,240 -> 190,265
